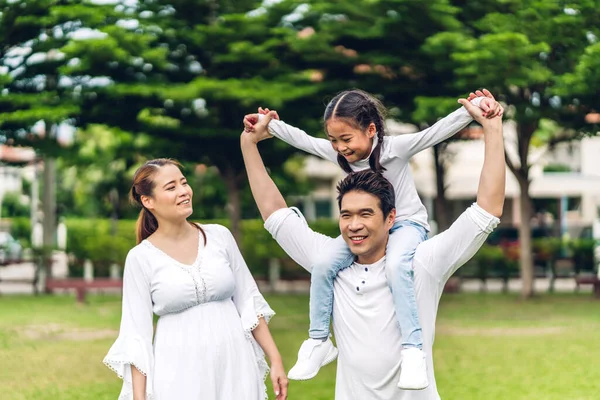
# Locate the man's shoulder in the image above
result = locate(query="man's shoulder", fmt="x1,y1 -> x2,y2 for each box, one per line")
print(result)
264,207 -> 306,236
413,203 -> 500,283
264,207 -> 336,272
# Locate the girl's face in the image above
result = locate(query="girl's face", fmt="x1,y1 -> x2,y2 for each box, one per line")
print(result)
326,119 -> 376,163
141,164 -> 194,222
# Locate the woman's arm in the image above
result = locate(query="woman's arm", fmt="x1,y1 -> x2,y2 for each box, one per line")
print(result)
103,250 -> 154,400
131,368 -> 147,400
252,318 -> 288,399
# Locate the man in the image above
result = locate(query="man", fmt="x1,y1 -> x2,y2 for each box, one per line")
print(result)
240,93 -> 505,399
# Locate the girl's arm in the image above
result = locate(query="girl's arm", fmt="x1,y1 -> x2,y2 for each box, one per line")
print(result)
390,97 -> 486,159
247,113 -> 339,163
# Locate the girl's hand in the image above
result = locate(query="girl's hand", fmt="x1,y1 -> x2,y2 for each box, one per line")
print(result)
467,89 -> 504,118
243,107 -> 280,133
243,113 -> 258,132
458,95 -> 502,129
258,107 -> 280,120
241,111 -> 276,144
269,358 -> 288,400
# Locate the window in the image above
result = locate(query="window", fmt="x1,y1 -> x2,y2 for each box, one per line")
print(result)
315,199 -> 332,219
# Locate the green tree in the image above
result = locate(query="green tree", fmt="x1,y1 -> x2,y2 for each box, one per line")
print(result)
74,0 -> 320,241
0,0 -> 148,285
57,125 -> 148,219
422,0 -> 600,297
263,0 -> 488,231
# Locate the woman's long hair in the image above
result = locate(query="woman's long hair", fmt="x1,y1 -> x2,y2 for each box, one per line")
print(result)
130,158 -> 206,245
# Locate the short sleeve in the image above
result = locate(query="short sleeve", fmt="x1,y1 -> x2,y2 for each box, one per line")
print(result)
103,249 -> 155,400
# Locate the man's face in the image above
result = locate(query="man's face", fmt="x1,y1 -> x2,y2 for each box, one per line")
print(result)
339,190 -> 396,264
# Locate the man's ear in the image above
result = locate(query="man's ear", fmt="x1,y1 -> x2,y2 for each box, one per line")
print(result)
386,208 -> 396,228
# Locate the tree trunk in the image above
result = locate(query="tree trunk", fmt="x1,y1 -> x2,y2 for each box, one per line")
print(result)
433,143 -> 451,232
517,175 -> 535,298
42,154 -> 56,293
221,165 -> 242,245
547,260 -> 556,293
31,160 -> 40,295
109,187 -> 119,236
505,118 -> 538,299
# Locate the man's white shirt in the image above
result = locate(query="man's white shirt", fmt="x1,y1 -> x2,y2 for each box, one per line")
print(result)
265,203 -> 499,399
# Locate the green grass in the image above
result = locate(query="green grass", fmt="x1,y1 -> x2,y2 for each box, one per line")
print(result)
0,293 -> 599,399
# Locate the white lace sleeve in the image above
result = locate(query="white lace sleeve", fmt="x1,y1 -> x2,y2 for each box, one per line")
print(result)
222,226 -> 275,395
103,249 -> 154,400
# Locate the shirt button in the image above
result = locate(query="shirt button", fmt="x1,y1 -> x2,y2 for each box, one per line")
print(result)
364,267 -> 368,272
356,286 -> 360,291
362,281 -> 365,284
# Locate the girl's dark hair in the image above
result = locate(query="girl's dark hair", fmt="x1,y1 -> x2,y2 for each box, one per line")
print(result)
130,158 -> 206,245
323,89 -> 387,174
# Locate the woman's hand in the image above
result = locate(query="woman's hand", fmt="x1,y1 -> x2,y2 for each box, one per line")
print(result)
269,357 -> 288,400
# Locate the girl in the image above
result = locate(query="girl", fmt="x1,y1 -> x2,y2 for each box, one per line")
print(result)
244,89 -> 502,390
103,159 -> 288,400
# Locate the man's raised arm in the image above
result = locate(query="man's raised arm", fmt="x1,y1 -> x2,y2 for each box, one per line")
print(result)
241,111 -> 335,273
241,112 -> 287,222
414,93 -> 505,283
459,91 -> 505,218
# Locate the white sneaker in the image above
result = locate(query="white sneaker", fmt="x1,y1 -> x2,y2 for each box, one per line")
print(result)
398,347 -> 429,390
287,337 -> 338,380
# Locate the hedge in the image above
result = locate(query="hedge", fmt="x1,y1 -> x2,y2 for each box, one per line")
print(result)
6,217 -> 331,279
6,217 -> 596,280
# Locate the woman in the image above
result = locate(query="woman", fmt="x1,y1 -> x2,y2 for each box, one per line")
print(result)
103,158 -> 287,400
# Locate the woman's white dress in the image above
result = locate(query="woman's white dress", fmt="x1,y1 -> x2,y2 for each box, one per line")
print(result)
103,224 -> 275,400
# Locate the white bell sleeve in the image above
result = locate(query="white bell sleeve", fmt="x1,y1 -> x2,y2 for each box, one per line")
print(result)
222,226 -> 275,382
103,249 -> 154,400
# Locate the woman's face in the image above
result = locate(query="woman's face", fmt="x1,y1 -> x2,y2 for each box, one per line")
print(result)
141,164 -> 193,221
326,119 -> 376,163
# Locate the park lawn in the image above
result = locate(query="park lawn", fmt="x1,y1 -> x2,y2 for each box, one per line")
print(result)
0,293 -> 599,400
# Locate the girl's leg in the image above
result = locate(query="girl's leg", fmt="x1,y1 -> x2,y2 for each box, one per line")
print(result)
309,234 -> 354,339
385,221 -> 429,390
288,235 -> 352,381
385,221 -> 428,348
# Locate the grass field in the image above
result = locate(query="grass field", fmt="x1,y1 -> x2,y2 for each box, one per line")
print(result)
0,293 -> 599,400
